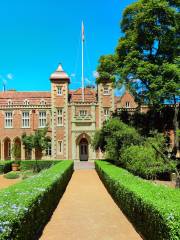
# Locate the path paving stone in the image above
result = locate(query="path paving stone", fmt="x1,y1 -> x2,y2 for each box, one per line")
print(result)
0,175 -> 20,190
40,170 -> 142,240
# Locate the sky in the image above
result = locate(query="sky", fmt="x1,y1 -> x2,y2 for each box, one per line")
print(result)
0,0 -> 136,92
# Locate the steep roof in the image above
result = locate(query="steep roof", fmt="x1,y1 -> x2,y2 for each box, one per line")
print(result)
70,88 -> 97,103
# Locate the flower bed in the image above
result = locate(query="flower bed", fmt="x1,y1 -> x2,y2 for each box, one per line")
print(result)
0,160 -> 73,240
95,161 -> 180,240
0,161 -> 13,174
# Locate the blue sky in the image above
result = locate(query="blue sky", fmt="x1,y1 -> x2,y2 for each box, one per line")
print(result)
0,0 -> 136,92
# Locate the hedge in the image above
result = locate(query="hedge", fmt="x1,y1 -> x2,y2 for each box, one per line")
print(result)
0,160 -> 73,240
20,160 -> 61,171
0,161 -> 13,174
95,161 -> 180,240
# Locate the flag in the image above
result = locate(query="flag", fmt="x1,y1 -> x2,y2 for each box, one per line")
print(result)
82,21 -> 85,42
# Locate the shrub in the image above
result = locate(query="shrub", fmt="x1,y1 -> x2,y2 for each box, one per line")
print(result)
4,172 -> 20,179
120,145 -> 176,179
92,118 -> 142,162
95,161 -> 180,240
20,160 -> 61,172
0,160 -> 73,240
0,161 -> 13,174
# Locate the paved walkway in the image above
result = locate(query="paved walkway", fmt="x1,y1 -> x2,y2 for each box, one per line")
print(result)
0,175 -> 20,190
40,170 -> 142,240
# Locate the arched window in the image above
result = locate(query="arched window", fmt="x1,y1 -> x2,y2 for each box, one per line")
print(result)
7,99 -> 13,105
40,99 -> 46,105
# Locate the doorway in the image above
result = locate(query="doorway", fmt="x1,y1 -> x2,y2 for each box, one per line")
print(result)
79,138 -> 88,161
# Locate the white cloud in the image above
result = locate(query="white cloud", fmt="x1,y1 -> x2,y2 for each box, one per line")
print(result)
93,70 -> 99,79
7,73 -> 14,80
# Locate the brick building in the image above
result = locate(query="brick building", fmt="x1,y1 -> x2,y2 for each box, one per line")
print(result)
0,64 -> 140,161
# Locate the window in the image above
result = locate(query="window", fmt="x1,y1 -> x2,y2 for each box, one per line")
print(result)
5,112 -> 13,128
103,86 -> 109,95
57,109 -> 63,126
104,108 -> 110,121
22,111 -> 30,128
46,140 -> 52,156
125,101 -> 130,108
24,99 -> 30,105
57,86 -> 62,96
40,99 -> 46,105
39,111 -> 46,128
8,141 -> 11,158
79,110 -> 87,116
8,99 -> 13,105
58,140 -> 63,154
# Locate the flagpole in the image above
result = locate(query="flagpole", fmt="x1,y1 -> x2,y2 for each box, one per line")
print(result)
82,21 -> 85,102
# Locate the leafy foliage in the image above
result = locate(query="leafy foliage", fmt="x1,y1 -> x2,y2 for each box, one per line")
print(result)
4,172 -> 20,179
120,145 -> 175,179
0,161 -> 13,174
96,161 -> 180,240
97,0 -> 180,150
92,118 -> 142,162
0,161 -> 73,240
22,127 -> 49,153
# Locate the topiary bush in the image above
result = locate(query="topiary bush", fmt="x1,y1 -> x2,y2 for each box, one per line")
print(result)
95,161 -> 180,240
0,160 -> 73,240
4,172 -> 20,179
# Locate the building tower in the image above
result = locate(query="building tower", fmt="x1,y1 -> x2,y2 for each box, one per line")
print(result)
98,80 -> 115,129
50,64 -> 70,159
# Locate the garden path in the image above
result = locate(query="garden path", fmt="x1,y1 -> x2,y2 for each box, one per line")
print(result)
40,170 -> 142,240
0,175 -> 20,190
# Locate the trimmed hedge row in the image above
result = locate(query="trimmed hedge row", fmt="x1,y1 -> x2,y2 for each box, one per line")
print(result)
0,160 -> 73,240
95,161 -> 180,240
20,160 -> 61,171
0,161 -> 13,174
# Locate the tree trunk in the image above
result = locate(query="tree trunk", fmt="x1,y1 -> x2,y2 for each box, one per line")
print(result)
173,105 -> 179,157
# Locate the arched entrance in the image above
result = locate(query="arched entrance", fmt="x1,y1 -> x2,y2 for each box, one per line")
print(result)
4,138 -> 11,160
79,138 -> 89,161
13,138 -> 21,160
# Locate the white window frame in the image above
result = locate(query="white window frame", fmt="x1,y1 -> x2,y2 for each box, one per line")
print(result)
79,110 -> 87,116
46,140 -> 52,156
22,111 -> 30,128
24,99 -> 30,105
125,101 -> 130,108
5,111 -> 13,128
8,99 -> 13,105
57,86 -> 62,96
57,140 -> 63,155
39,111 -> 47,128
40,99 -> 46,105
57,108 -> 63,126
103,86 -> 110,95
104,108 -> 110,121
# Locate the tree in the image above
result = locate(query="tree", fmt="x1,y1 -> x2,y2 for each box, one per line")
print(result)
22,127 -> 49,159
92,118 -> 142,163
97,0 -> 180,153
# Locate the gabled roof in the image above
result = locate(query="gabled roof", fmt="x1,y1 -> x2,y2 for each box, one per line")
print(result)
70,88 -> 97,103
